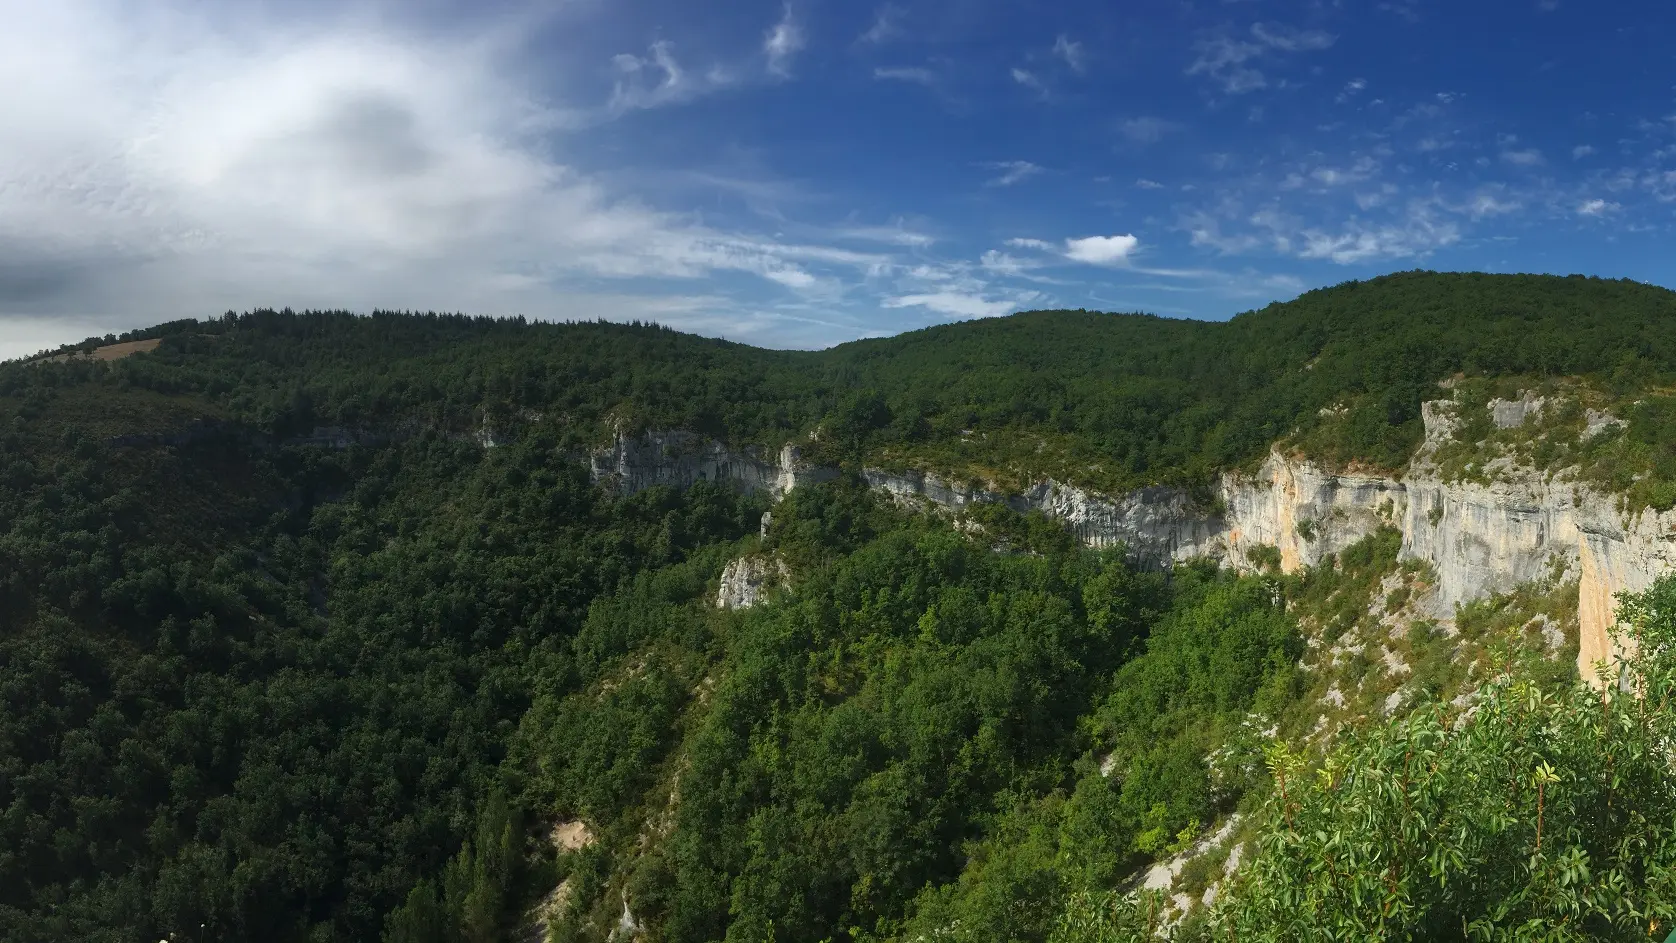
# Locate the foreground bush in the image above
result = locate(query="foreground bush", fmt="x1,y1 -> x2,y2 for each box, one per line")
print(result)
1057,575 -> 1676,941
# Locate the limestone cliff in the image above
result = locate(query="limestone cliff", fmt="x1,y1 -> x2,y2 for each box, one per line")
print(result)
591,402 -> 1676,684
716,555 -> 788,610
590,430 -> 835,497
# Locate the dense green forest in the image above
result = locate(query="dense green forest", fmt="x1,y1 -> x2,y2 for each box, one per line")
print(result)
6,271 -> 1676,941
15,271 -> 1676,492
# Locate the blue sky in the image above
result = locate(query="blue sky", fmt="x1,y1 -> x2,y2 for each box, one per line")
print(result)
2,0 -> 1675,358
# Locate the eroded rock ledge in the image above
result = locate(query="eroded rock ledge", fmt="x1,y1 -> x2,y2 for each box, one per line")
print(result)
592,407 -> 1676,685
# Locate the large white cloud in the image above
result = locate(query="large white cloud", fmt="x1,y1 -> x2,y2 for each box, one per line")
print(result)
1064,234 -> 1140,265
0,0 -> 891,356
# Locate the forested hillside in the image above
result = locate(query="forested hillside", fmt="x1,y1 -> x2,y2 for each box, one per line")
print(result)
16,271 -> 1676,493
6,271 -> 1676,942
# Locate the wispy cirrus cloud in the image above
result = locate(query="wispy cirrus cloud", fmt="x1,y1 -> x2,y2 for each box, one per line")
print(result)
1120,116 -> 1179,146
611,40 -> 735,112
883,291 -> 1028,318
982,160 -> 1043,187
1187,22 -> 1336,94
1011,67 -> 1048,96
764,4 -> 805,77
874,65 -> 935,86
859,4 -> 903,44
1053,34 -> 1087,72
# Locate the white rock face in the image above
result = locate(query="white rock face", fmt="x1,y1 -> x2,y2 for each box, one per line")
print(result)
716,556 -> 788,610
591,401 -> 1676,685
591,431 -> 834,497
1219,455 -> 1406,572
863,468 -> 1225,565
1489,392 -> 1545,429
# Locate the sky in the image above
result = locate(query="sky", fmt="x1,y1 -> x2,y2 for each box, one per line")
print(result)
4,0 -> 1676,359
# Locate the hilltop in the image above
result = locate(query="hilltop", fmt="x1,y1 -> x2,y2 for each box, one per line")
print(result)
10,271 -> 1676,493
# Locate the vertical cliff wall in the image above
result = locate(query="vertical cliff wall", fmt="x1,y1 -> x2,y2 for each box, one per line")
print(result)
590,404 -> 1676,685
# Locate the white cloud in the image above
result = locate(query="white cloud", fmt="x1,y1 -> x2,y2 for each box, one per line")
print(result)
1466,191 -> 1520,219
860,4 -> 903,44
1135,178 -> 1165,189
1064,234 -> 1140,265
764,4 -> 805,77
983,160 -> 1043,187
1336,77 -> 1367,103
1187,37 -> 1267,94
1005,238 -> 1057,251
1012,67 -> 1048,96
979,250 -> 1035,276
611,40 -> 734,112
883,291 -> 1023,318
1573,144 -> 1596,158
1187,216 -> 1264,254
1188,22 -> 1335,95
1304,156 -> 1379,187
1578,198 -> 1621,216
1000,234 -> 1144,267
0,0 -> 911,350
1249,23 -> 1336,52
1296,213 -> 1459,264
1053,34 -> 1087,72
1501,148 -> 1545,166
1121,117 -> 1178,145
874,66 -> 934,85
834,224 -> 935,247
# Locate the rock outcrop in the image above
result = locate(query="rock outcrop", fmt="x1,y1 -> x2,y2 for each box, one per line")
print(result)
717,556 -> 789,610
591,430 -> 834,497
592,400 -> 1676,685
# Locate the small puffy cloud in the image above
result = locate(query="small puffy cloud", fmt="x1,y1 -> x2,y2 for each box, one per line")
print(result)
764,5 -> 805,77
1001,234 -> 1145,267
1573,144 -> 1596,158
1501,148 -> 1544,166
983,160 -> 1043,187
1336,77 -> 1367,103
884,291 -> 1021,318
1578,198 -> 1621,216
1053,34 -> 1087,72
1135,178 -> 1165,189
1121,116 -> 1178,145
1012,67 -> 1047,94
765,266 -> 819,290
1064,234 -> 1140,265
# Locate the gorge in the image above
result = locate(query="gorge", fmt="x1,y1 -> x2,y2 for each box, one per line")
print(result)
593,395 -> 1668,686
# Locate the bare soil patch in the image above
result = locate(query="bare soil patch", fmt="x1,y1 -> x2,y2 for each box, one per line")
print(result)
44,338 -> 162,363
